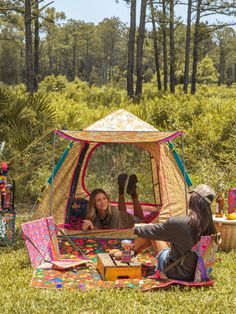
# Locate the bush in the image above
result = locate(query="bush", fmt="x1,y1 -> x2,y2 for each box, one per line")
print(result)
1,82 -> 236,209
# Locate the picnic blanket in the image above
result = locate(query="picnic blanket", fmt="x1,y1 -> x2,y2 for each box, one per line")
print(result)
31,237 -> 214,291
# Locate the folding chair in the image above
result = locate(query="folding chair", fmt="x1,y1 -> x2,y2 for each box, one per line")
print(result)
21,217 -> 93,270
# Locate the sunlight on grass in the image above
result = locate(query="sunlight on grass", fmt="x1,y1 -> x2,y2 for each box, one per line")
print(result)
0,219 -> 236,314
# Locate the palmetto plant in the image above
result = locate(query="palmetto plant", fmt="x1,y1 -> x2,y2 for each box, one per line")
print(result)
0,87 -> 57,202
0,88 -> 57,150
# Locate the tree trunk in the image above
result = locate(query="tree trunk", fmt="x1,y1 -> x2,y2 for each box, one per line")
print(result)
169,0 -> 175,93
86,36 -> 90,82
150,0 -> 161,91
24,0 -> 34,93
183,0 -> 192,93
72,39 -> 77,80
48,31 -> 53,74
110,38 -> 115,81
127,0 -> 136,97
191,0 -> 202,94
33,0 -> 39,91
162,0 -> 168,92
64,34 -> 70,79
135,0 -> 147,98
218,41 -> 225,85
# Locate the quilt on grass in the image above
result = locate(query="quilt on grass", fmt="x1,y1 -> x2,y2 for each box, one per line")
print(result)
31,237 -> 214,291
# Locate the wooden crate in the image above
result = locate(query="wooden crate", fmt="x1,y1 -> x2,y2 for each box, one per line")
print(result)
97,253 -> 142,281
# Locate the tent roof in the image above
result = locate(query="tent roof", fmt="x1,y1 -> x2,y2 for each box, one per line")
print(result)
85,109 -> 157,131
55,109 -> 184,143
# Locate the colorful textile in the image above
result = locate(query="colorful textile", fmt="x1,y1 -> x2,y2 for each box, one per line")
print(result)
56,130 -> 183,144
21,217 -> 60,268
192,235 -> 218,283
31,237 -> 215,291
0,212 -> 15,244
228,188 -> 236,214
69,198 -> 88,229
31,267 -> 213,291
58,237 -> 157,267
22,217 -> 94,270
0,175 -> 7,194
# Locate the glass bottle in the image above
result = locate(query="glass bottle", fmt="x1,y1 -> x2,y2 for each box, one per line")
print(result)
215,192 -> 224,218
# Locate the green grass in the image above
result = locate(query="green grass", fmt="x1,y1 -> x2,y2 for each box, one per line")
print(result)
0,220 -> 235,314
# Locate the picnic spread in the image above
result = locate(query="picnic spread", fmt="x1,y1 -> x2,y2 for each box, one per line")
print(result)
22,217 -> 217,291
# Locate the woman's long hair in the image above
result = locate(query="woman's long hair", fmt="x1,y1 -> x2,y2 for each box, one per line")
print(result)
188,192 -> 217,243
86,188 -> 111,222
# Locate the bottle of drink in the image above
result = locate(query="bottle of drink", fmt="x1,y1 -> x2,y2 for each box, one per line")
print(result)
215,192 -> 224,217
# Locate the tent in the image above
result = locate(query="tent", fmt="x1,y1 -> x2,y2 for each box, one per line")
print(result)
34,109 -> 192,228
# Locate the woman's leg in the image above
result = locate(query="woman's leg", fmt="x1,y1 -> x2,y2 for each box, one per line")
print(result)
118,194 -> 127,211
134,237 -> 169,255
118,173 -> 128,212
150,240 -> 169,255
127,175 -> 144,219
132,196 -> 144,220
134,237 -> 151,254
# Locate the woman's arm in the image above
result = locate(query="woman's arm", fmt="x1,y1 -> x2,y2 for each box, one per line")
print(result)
82,219 -> 95,230
134,220 -> 173,242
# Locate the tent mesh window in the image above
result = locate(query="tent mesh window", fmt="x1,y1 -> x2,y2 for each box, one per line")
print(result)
84,144 -> 158,204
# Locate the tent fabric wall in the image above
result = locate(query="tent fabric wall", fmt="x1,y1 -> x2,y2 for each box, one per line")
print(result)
34,141 -> 187,225
157,143 -> 187,222
34,142 -> 83,224
135,142 -> 162,207
137,142 -> 187,223
75,142 -> 98,199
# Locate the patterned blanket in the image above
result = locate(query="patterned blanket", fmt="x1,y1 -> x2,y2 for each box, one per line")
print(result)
31,237 -> 214,291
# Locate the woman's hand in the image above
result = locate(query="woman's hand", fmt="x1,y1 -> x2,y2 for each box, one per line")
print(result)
82,219 -> 94,230
134,223 -> 147,228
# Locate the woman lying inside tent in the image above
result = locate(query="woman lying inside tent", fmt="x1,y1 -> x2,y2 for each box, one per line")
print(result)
133,184 -> 218,281
82,174 -> 144,230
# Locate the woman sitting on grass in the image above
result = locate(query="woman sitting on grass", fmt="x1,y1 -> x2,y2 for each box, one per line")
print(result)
133,184 -> 218,281
82,174 -> 144,230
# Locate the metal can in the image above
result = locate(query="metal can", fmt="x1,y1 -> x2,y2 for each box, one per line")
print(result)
121,239 -> 133,263
121,239 -> 132,250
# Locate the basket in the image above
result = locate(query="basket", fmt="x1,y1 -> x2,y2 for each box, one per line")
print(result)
214,218 -> 236,251
0,211 -> 16,245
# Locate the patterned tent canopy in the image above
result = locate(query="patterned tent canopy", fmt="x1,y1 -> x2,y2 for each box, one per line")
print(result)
55,110 -> 184,143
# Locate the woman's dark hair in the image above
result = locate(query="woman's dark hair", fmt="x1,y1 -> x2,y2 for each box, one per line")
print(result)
188,192 -> 217,243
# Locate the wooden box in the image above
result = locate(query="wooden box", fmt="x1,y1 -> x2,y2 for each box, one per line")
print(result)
97,253 -> 142,281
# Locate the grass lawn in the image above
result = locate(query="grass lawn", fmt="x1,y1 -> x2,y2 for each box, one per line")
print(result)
0,216 -> 235,314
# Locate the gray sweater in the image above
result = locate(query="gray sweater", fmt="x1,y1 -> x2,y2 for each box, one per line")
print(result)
134,216 -> 198,281
93,206 -> 135,229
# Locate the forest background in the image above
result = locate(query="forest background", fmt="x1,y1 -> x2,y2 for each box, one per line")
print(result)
0,0 -> 236,210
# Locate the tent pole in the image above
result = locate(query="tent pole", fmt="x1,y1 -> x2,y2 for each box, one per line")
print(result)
181,134 -> 188,215
50,131 -> 56,216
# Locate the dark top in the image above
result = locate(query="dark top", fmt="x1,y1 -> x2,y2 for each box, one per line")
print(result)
93,206 -> 135,229
134,216 -> 198,281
